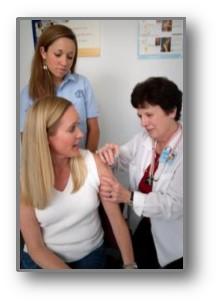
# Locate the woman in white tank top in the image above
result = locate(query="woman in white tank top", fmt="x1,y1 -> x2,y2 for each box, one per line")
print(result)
20,96 -> 135,270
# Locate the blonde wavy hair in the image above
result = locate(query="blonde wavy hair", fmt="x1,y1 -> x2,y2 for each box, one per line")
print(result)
21,96 -> 87,209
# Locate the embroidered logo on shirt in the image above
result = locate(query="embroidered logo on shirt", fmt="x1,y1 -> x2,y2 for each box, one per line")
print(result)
75,90 -> 84,98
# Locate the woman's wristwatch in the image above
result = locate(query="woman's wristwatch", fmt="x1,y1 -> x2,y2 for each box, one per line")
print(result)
127,191 -> 134,207
123,262 -> 138,269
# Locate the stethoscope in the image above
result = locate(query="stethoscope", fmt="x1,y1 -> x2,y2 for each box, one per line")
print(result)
145,124 -> 182,185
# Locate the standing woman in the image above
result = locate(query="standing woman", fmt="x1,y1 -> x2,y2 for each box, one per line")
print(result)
98,77 -> 183,269
20,24 -> 99,152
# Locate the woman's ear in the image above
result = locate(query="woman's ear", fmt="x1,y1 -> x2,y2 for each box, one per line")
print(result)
40,46 -> 47,60
169,107 -> 177,119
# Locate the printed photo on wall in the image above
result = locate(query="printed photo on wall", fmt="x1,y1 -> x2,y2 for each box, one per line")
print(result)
138,19 -> 183,59
17,17 -> 185,272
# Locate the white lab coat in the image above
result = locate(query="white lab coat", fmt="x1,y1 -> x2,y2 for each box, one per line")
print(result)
115,128 -> 183,267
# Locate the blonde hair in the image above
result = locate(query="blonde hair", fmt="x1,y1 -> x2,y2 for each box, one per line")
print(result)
21,96 -> 87,209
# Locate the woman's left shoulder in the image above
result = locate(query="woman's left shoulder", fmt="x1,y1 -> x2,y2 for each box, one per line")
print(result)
80,149 -> 101,185
81,150 -> 104,172
83,150 -> 102,170
80,148 -> 91,160
93,153 -> 113,178
80,149 -> 97,168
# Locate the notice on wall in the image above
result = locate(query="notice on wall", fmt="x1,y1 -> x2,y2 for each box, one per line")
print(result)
32,19 -> 101,57
138,19 -> 183,59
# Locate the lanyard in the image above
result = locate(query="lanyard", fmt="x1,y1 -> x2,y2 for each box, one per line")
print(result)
146,124 -> 182,185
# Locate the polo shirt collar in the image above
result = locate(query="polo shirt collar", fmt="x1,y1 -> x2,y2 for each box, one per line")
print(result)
57,73 -> 77,90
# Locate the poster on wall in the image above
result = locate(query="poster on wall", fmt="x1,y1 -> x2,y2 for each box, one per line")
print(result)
138,19 -> 183,59
32,19 -> 101,57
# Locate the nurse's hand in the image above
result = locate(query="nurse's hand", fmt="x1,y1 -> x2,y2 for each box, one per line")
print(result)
100,176 -> 131,204
96,144 -> 119,166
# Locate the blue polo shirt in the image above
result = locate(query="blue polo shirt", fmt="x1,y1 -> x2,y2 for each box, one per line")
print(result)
20,73 -> 99,148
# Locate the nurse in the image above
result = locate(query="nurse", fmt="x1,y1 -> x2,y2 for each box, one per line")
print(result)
98,77 -> 183,269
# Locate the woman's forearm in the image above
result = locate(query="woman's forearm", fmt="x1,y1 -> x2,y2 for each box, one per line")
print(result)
28,246 -> 71,269
111,216 -> 135,265
102,202 -> 135,265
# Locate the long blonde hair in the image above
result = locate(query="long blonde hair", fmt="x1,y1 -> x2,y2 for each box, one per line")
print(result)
21,96 -> 87,209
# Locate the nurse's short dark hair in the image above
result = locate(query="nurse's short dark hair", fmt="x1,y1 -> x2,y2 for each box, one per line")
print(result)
131,77 -> 182,121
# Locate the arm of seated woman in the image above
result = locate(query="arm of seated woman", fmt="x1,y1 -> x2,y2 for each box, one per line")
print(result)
20,194 -> 71,269
94,154 -> 135,266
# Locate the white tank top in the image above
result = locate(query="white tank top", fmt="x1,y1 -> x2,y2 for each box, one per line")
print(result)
34,150 -> 103,262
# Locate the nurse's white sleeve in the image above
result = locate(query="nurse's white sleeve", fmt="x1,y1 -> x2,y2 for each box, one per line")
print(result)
115,133 -> 140,172
132,162 -> 183,220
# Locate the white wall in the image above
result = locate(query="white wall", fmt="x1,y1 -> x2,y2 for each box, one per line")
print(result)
19,20 -> 35,92
19,19 -> 183,147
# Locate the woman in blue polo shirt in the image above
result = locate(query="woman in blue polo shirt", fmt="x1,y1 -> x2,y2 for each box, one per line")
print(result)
20,24 -> 99,152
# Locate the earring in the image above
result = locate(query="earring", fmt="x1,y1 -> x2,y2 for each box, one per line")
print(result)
43,62 -> 48,70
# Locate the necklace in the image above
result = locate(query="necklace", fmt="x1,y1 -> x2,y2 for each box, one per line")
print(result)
145,124 -> 182,185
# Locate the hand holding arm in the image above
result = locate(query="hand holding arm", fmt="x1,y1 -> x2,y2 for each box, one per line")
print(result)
100,176 -> 131,204
96,143 -> 119,166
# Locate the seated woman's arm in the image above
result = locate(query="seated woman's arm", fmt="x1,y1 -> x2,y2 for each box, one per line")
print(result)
20,194 -> 71,269
94,154 -> 135,267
